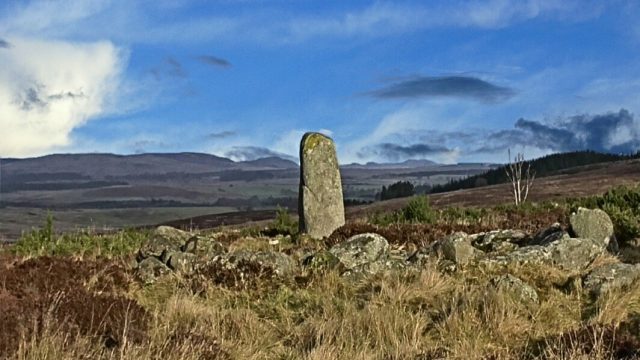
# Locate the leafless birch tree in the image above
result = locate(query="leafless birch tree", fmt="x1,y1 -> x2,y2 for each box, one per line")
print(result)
505,149 -> 535,206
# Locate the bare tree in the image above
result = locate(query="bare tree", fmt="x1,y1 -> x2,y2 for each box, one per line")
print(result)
505,149 -> 535,206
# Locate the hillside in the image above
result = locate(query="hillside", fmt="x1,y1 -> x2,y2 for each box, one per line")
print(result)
1,152 -> 296,179
431,150 -> 640,194
158,158 -> 640,232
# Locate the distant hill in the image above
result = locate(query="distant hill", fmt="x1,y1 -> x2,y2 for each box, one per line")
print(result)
431,150 -> 640,194
239,156 -> 298,169
1,152 -> 296,180
342,159 -> 438,169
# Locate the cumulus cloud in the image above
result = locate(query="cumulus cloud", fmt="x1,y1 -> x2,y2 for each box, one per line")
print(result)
196,55 -> 231,68
224,146 -> 297,162
367,75 -> 516,103
0,37 -> 124,157
477,109 -> 640,154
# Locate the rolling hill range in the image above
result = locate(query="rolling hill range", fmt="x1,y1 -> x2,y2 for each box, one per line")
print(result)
0,152 -> 494,241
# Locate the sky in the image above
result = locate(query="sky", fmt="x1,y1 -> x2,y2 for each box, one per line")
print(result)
1,0 -> 640,164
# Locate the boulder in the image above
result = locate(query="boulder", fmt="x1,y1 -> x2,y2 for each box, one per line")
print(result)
440,232 -> 483,265
491,274 -> 539,304
298,132 -> 345,239
570,207 -> 618,252
478,235 -> 606,272
138,226 -> 191,261
548,237 -> 606,271
583,263 -> 640,297
329,233 -> 390,274
136,257 -> 171,284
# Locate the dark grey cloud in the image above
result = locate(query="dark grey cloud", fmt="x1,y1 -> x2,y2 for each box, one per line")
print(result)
17,86 -> 86,111
225,146 -> 297,162
0,38 -> 10,49
207,131 -> 237,139
368,75 -> 516,103
477,109 -> 640,154
48,91 -> 85,100
359,142 -> 455,161
196,55 -> 232,68
18,87 -> 47,111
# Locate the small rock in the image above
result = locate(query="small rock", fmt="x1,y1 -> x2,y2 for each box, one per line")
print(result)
188,235 -> 226,257
530,223 -> 567,246
181,236 -> 198,253
570,208 -> 617,252
583,263 -> 640,297
491,274 -> 539,304
472,229 -> 529,252
302,250 -> 342,271
478,245 -> 551,269
166,252 -> 198,274
406,246 -> 434,268
329,233 -> 389,272
136,257 -> 171,284
440,232 -> 483,265
138,226 -> 191,261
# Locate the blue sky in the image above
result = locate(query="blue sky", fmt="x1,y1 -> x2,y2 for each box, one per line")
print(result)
1,0 -> 640,164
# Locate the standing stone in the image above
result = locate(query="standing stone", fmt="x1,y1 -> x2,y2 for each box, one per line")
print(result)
298,132 -> 345,239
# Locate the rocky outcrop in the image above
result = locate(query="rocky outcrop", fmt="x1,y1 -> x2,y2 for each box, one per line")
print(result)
298,132 -> 345,239
412,213 -> 614,273
135,226 -> 225,283
439,232 -> 483,265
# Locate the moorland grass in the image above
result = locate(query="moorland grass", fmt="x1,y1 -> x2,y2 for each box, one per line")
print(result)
5,186 -> 640,359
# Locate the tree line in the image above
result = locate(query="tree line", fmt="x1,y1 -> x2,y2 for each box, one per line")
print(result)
430,150 -> 640,194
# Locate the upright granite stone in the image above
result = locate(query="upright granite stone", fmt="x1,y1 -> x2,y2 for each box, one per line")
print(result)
298,132 -> 345,239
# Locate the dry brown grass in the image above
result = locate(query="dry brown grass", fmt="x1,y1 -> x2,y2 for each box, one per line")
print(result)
3,253 -> 639,360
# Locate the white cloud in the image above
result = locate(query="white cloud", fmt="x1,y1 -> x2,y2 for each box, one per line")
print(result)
0,37 -> 124,157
